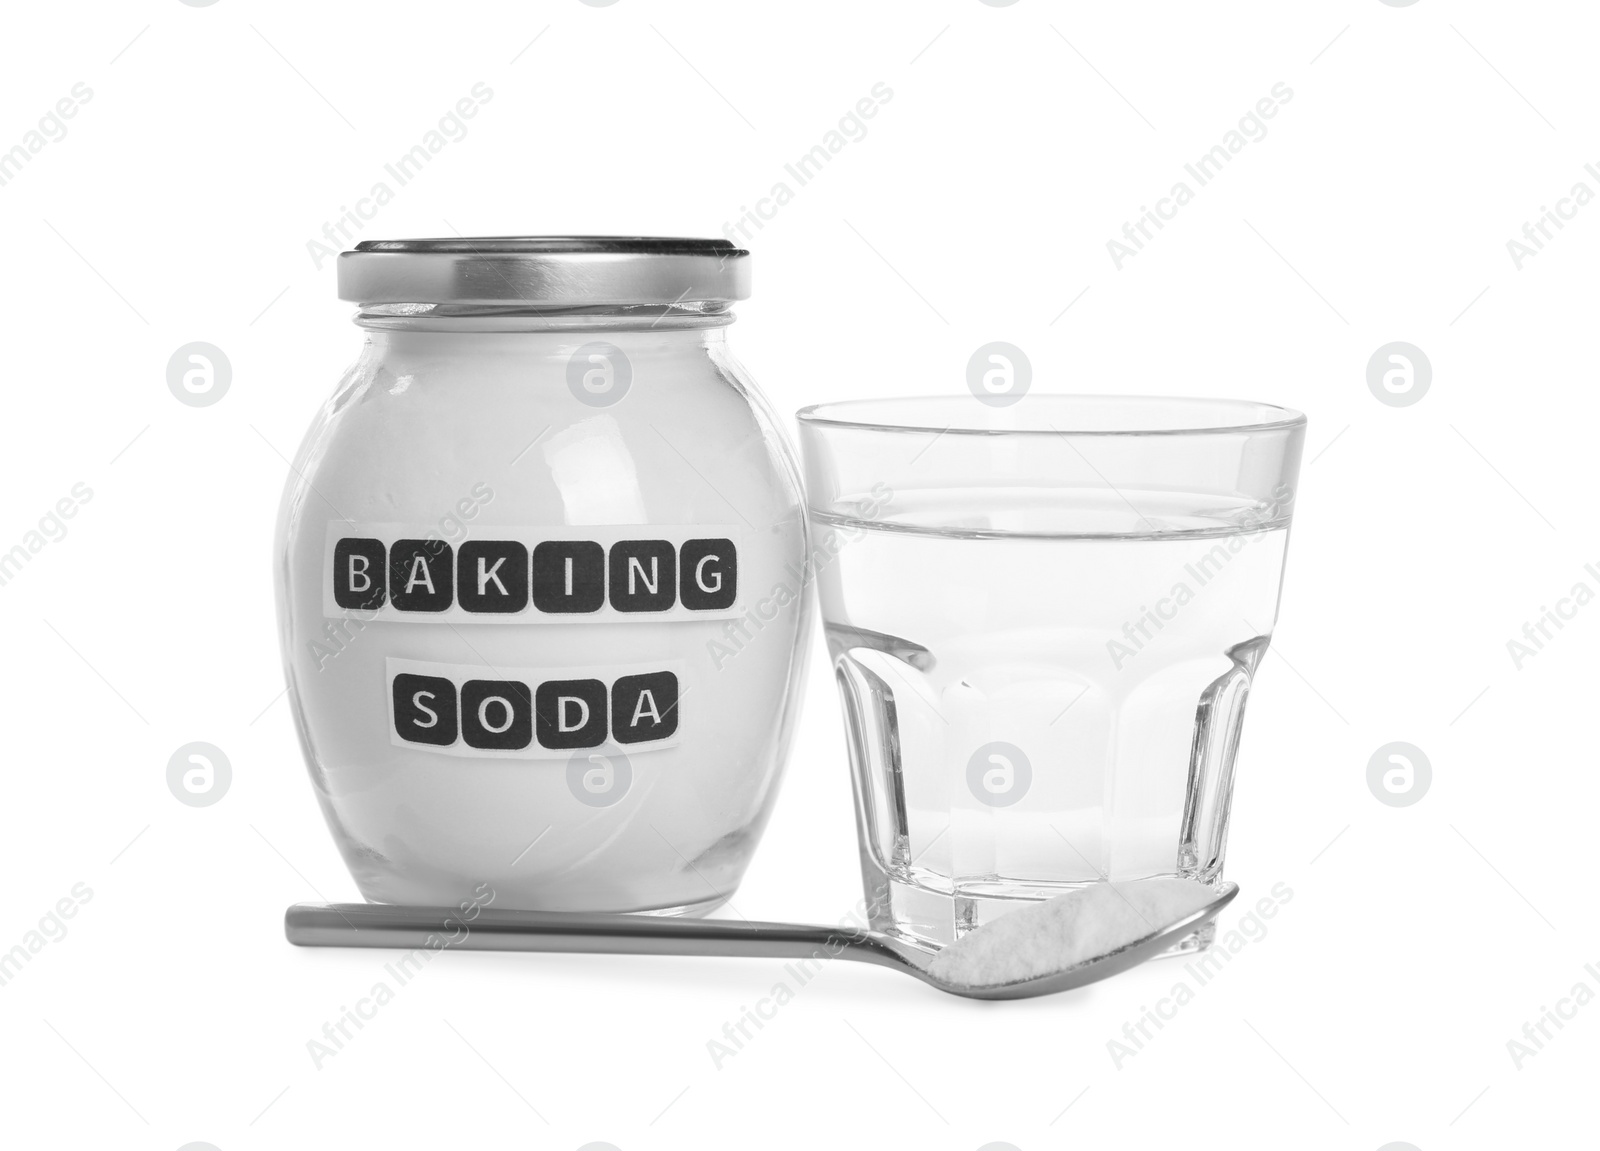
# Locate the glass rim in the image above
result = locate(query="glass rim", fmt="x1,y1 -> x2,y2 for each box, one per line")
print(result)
795,394 -> 1307,438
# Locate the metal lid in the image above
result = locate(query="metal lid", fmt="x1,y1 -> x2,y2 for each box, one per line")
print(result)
337,236 -> 750,307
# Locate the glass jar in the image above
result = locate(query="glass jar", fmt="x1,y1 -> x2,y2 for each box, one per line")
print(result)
273,237 -> 811,915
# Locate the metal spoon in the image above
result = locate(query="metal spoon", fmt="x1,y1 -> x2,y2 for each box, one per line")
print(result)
285,881 -> 1236,1000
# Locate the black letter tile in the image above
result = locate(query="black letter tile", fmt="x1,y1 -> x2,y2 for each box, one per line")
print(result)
389,539 -> 454,612
532,540 -> 605,614
393,673 -> 458,746
612,671 -> 680,744
608,540 -> 677,612
535,678 -> 608,749
458,540 -> 529,614
333,537 -> 387,610
678,538 -> 737,611
461,679 -> 533,750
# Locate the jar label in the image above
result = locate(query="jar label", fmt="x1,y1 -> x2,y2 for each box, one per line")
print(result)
386,657 -> 684,758
326,523 -> 741,623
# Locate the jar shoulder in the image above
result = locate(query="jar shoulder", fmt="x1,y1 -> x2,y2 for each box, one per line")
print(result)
280,337 -> 805,533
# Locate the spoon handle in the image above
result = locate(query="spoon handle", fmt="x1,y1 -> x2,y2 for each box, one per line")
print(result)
286,902 -> 872,965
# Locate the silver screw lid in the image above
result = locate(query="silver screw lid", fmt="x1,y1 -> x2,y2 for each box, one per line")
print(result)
337,236 -> 751,307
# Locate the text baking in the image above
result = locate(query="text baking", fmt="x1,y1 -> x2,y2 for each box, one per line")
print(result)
335,536 -> 737,614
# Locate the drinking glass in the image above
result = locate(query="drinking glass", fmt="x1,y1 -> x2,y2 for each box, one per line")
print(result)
796,396 -> 1305,950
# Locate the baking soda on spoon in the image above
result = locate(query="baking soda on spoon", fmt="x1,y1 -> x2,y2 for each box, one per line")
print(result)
927,877 -> 1218,989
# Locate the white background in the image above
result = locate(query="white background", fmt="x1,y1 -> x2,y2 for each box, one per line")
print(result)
1,1 -> 1595,1148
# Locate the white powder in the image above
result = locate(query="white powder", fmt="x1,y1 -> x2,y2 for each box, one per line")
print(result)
275,326 -> 809,912
926,878 -> 1217,988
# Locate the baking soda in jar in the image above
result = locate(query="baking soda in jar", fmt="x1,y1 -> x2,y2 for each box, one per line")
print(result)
273,238 -> 812,914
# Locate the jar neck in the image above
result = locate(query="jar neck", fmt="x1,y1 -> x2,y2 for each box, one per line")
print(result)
352,302 -> 736,334
357,320 -> 730,365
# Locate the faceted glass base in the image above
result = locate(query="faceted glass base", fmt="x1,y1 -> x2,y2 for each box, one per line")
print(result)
861,861 -> 1216,957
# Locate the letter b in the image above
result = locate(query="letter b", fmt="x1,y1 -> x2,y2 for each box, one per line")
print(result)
334,538 -> 387,610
